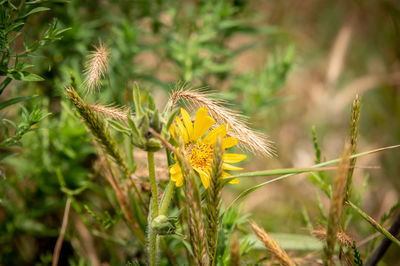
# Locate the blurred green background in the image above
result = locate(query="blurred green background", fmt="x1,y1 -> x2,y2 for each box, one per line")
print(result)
1,0 -> 399,265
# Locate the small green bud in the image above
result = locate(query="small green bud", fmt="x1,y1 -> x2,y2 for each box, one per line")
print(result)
151,215 -> 177,235
151,110 -> 161,132
145,138 -> 162,152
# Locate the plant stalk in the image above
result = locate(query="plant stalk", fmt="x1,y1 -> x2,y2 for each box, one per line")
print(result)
148,151 -> 159,266
347,200 -> 400,247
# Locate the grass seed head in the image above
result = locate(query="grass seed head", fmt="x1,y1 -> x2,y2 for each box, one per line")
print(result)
250,221 -> 295,266
313,228 -> 353,247
325,141 -> 351,265
89,104 -> 128,121
84,42 -> 110,93
169,86 -> 274,157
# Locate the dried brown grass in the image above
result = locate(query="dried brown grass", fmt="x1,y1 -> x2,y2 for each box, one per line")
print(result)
250,221 -> 295,266
325,142 -> 351,265
169,86 -> 273,157
313,228 -> 353,248
89,104 -> 128,121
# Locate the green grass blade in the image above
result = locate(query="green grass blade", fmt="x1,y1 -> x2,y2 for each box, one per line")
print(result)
226,145 -> 400,210
347,200 -> 400,247
0,95 -> 38,110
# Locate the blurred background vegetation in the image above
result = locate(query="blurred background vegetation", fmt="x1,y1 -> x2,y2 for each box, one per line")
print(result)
0,0 -> 399,265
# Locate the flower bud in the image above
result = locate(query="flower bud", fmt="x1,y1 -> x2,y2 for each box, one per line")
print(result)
151,215 -> 177,235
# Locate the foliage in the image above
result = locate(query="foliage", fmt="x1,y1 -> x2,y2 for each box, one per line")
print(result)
0,0 -> 399,265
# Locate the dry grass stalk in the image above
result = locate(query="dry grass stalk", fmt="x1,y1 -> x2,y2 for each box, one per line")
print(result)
84,42 -> 110,93
52,197 -> 72,266
230,231 -> 241,266
89,104 -> 128,121
325,142 -> 351,265
65,87 -> 146,243
169,86 -> 274,157
313,228 -> 353,248
176,134 -> 207,266
65,87 -> 128,174
206,138 -> 223,266
72,213 -> 101,266
326,22 -> 352,87
250,221 -> 295,266
344,95 -> 360,202
88,127 -> 145,244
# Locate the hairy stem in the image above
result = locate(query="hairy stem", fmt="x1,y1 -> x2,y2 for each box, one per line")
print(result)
148,151 -> 159,266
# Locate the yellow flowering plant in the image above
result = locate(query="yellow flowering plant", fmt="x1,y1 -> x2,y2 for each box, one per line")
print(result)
169,107 -> 246,188
65,70 -> 400,266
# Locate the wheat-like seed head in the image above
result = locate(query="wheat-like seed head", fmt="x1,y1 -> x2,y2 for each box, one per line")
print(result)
250,221 -> 295,266
169,85 -> 274,157
84,42 -> 110,93
89,104 -> 128,121
325,142 -> 351,265
313,228 -> 353,247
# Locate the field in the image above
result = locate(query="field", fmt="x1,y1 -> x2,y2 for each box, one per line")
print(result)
1,1 -> 399,265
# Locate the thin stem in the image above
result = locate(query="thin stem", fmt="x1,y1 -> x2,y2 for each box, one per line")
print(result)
52,197 -> 72,266
148,226 -> 158,266
148,152 -> 159,217
106,73 -> 115,102
125,135 -> 135,173
148,151 -> 159,266
366,214 -> 400,266
347,200 -> 400,247
231,144 -> 400,179
226,144 -> 400,210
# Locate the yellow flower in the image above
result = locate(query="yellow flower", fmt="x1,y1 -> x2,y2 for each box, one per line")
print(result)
169,107 -> 246,188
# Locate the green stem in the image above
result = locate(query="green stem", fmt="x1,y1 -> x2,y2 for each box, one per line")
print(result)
125,135 -> 135,173
230,144 -> 400,179
160,181 -> 175,216
106,73 -> 115,102
148,152 -> 159,217
226,145 -> 400,211
347,200 -> 400,247
148,226 -> 159,266
148,151 -> 159,266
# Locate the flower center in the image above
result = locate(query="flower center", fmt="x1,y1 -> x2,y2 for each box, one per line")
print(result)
186,142 -> 214,170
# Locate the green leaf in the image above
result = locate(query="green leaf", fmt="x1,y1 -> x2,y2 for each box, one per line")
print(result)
250,233 -> 323,251
226,145 -> 400,210
107,119 -> 130,135
20,72 -> 44,82
0,95 -> 38,111
21,7 -> 50,18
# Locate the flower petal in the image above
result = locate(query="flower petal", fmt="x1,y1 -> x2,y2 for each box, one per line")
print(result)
170,163 -> 183,187
229,178 -> 240,184
193,107 -> 215,140
169,124 -> 176,139
175,117 -> 188,143
203,124 -> 229,144
222,163 -> 243,171
223,153 -> 247,163
221,171 -> 240,184
193,166 -> 210,188
222,137 -> 238,150
180,108 -> 193,140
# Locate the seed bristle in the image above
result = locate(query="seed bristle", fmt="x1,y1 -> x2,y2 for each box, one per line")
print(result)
250,221 -> 295,266
169,85 -> 274,157
83,42 -> 110,93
